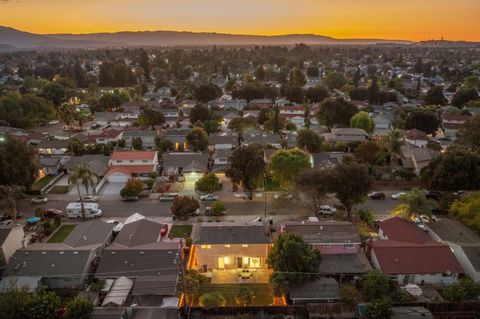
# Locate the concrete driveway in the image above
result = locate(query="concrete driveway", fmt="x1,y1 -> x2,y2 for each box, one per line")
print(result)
100,182 -> 125,195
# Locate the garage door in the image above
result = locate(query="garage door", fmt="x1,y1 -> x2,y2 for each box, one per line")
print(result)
107,173 -> 129,183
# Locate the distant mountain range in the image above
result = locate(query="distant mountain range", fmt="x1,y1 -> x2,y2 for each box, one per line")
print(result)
0,25 -> 479,51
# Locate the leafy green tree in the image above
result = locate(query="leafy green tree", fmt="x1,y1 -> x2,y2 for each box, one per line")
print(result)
42,82 -> 66,107
112,63 -> 134,87
69,164 -> 98,219
365,298 -> 392,319
186,127 -> 209,152
92,92 -> 127,112
362,270 -> 391,301
393,188 -> 436,219
331,161 -> 372,217
212,201 -> 226,215
295,169 -> 334,210
233,83 -> 264,102
368,77 -> 379,105
289,68 -> 306,86
194,83 -> 221,103
349,87 -> 369,101
29,290 -> 62,319
202,119 -> 221,135
268,233 -> 321,293
285,122 -> 297,132
155,137 -> 175,153
99,62 -> 114,87
131,137 -> 143,150
463,76 -> 480,91
0,185 -> 24,222
254,65 -> 266,81
457,114 -> 480,151
0,135 -> 38,187
405,110 -> 440,135
227,117 -> 257,134
305,85 -> 328,103
269,149 -> 311,189
282,85 -> 305,103
0,283 -> 32,319
171,196 -> 200,220
0,93 -> 56,129
120,178 -> 144,197
195,173 -> 222,193
420,149 -> 480,191
440,278 -> 479,302
138,49 -> 151,80
353,68 -> 362,86
386,129 -> 404,170
257,107 -> 272,125
449,192 -> 480,232
297,128 -> 322,153
137,109 -> 165,129
354,141 -> 381,174
425,86 -> 447,106
452,88 -> 478,107
189,104 -> 212,125
226,145 -> 266,198
350,111 -> 374,133
64,298 -> 93,319
317,97 -> 358,128
325,72 -> 347,90
199,292 -> 227,310
306,65 -> 320,77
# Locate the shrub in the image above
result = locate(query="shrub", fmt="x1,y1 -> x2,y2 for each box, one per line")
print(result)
235,287 -> 255,306
341,285 -> 358,304
171,196 -> 200,220
144,178 -> 155,190
358,208 -> 375,224
195,173 -> 222,193
64,297 -> 93,319
199,292 -> 227,310
120,178 -> 144,197
212,201 -> 226,215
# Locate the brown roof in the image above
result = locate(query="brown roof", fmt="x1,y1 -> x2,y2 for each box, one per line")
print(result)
106,165 -> 155,175
368,240 -> 463,274
379,217 -> 433,244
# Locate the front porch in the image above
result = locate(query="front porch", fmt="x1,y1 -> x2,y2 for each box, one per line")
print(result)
209,268 -> 272,284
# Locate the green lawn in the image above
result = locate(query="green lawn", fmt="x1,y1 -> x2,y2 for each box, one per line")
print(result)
32,175 -> 55,191
47,224 -> 77,243
194,283 -> 274,307
168,225 -> 193,238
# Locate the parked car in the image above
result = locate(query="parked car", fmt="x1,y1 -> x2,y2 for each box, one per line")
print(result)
273,193 -> 293,200
391,192 -> 407,200
425,191 -> 441,201
233,193 -> 248,199
44,208 -> 65,218
317,205 -> 337,216
453,190 -> 469,197
31,196 -> 48,204
0,220 -> 14,227
80,196 -> 99,203
122,196 -> 139,202
200,194 -> 219,201
159,193 -> 178,202
368,192 -> 386,200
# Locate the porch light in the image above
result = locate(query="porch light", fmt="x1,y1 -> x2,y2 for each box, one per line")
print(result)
243,257 -> 249,264
223,257 -> 231,264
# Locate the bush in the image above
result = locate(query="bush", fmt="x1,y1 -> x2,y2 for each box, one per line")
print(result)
195,173 -> 222,193
365,298 -> 392,319
341,285 -> 358,304
90,279 -> 106,292
199,292 -> 227,310
120,178 -> 144,197
235,287 -> 255,306
171,196 -> 200,220
64,297 -> 93,319
212,201 -> 226,215
43,221 -> 54,236
144,178 -> 155,190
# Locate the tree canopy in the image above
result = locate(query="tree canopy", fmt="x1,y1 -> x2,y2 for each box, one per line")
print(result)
186,127 -> 209,152
405,110 -> 440,135
171,196 -> 200,220
297,128 -> 322,153
189,104 -> 212,125
350,111 -> 375,133
268,149 -> 311,189
195,173 -> 222,193
0,135 -> 38,187
457,114 -> 480,151
425,86 -> 447,106
226,145 -> 266,197
317,97 -> 358,128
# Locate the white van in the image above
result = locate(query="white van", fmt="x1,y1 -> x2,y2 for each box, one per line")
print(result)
66,202 -> 102,219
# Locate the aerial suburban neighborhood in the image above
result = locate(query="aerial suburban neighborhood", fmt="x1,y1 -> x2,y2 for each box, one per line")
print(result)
1,4 -> 480,318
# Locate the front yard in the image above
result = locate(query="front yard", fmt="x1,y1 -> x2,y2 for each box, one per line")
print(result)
32,175 -> 56,191
168,225 -> 193,238
194,283 -> 275,307
47,224 -> 77,243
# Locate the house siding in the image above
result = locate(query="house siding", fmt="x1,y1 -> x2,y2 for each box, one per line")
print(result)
194,244 -> 271,271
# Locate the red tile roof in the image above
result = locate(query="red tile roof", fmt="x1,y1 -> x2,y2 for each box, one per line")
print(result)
368,240 -> 463,274
106,165 -> 155,175
111,151 -> 156,161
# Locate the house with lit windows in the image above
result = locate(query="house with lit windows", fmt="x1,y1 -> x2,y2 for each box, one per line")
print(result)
189,224 -> 273,283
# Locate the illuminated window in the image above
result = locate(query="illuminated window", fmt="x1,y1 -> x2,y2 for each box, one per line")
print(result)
200,245 -> 211,249
250,258 -> 261,268
223,257 -> 231,264
242,244 -> 248,248
224,245 -> 231,248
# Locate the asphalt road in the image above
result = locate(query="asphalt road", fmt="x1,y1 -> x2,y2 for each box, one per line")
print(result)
16,191 -> 401,220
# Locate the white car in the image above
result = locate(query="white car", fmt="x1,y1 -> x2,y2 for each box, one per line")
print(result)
273,193 -> 293,200
391,192 -> 407,200
80,196 -> 99,203
200,194 -> 219,201
317,205 -> 337,216
31,196 -> 48,204
233,193 -> 248,199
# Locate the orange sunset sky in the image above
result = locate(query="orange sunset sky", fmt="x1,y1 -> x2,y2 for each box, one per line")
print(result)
0,0 -> 479,41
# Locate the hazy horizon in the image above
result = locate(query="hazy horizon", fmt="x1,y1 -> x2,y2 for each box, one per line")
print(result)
0,0 -> 479,42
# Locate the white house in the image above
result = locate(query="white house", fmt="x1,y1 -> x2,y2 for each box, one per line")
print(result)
106,151 -> 159,183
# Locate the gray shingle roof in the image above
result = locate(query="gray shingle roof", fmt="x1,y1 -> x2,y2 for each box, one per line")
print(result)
282,221 -> 361,244
5,249 -> 93,277
289,278 -> 340,301
0,227 -> 13,246
63,221 -> 114,248
193,224 -> 272,245
318,252 -> 372,275
114,220 -> 163,248
132,275 -> 178,296
96,249 -> 180,278
162,153 -> 208,169
428,218 -> 480,246
461,246 -> 480,272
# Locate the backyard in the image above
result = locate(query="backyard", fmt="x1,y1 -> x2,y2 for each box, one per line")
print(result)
47,224 -> 77,243
194,283 -> 275,307
32,175 -> 56,191
169,224 -> 193,238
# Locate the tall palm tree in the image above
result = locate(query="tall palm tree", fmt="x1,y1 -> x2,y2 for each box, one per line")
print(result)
68,164 -> 98,219
393,188 -> 436,220
386,129 -> 404,172
0,185 -> 25,222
